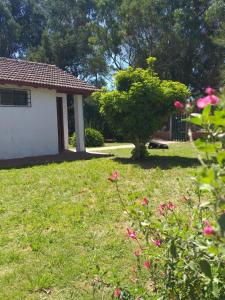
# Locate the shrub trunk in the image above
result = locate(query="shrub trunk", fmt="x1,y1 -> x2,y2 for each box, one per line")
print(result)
132,137 -> 148,160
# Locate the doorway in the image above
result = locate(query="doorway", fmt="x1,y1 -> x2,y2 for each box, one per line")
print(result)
56,97 -> 65,152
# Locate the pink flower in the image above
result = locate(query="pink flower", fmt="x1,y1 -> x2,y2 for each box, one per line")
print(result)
209,94 -> 219,105
127,228 -> 137,240
205,87 -> 215,95
197,96 -> 211,109
143,260 -> 151,269
203,225 -> 215,236
197,95 -> 219,109
174,100 -> 184,110
134,249 -> 141,257
141,197 -> 149,206
108,171 -> 120,182
167,201 -> 176,211
153,239 -> 161,247
114,288 -> 121,297
158,203 -> 167,216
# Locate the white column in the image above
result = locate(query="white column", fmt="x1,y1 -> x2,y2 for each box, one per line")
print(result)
62,95 -> 69,150
74,94 -> 86,152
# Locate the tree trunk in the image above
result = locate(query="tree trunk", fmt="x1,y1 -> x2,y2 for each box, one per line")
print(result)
133,137 -> 148,160
133,137 -> 141,160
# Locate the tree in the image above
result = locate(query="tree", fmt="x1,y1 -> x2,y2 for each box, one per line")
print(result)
94,0 -> 225,90
0,0 -> 46,57
205,0 -> 225,85
95,58 -> 190,159
28,0 -> 108,86
1,0 -> 223,90
15,0 -> 46,54
0,1 -> 20,57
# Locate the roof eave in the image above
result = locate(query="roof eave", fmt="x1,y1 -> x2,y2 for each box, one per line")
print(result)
0,79 -> 98,96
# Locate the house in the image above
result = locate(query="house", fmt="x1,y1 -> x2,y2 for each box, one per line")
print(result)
0,57 -> 97,160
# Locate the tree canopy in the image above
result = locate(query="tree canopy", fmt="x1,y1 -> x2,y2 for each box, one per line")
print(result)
0,0 -> 224,89
0,0 -> 46,57
95,58 -> 190,159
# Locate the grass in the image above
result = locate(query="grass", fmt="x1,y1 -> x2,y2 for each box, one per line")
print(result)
0,143 -> 200,299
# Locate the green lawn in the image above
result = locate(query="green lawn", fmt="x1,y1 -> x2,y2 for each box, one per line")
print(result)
0,143 -> 200,299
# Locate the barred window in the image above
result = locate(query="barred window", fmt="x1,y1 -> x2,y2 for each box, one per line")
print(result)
0,89 -> 31,107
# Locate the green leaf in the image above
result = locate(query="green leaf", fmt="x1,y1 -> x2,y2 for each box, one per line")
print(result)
188,261 -> 196,271
170,240 -> 177,258
199,183 -> 214,192
194,139 -> 217,153
199,259 -> 212,278
190,113 -> 202,118
217,152 -> 225,165
188,113 -> 202,126
140,221 -> 150,226
217,213 -> 225,237
212,282 -> 220,298
199,201 -> 211,208
202,104 -> 211,118
208,245 -> 219,256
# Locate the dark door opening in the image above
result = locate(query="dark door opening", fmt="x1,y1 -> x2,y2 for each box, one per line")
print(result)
56,97 -> 65,152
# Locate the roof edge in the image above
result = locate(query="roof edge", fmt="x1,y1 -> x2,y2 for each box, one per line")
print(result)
0,79 -> 98,96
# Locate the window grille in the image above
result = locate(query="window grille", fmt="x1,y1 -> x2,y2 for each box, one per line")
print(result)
0,88 -> 31,107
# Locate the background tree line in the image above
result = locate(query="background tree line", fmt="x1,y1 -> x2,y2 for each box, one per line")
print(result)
1,0 -> 224,138
1,0 -> 224,89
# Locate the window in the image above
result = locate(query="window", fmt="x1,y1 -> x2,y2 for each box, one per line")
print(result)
0,89 -> 31,107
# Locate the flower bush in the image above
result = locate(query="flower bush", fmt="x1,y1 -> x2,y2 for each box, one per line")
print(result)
97,88 -> 225,299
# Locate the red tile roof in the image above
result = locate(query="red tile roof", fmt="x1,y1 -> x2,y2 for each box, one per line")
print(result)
0,57 -> 98,95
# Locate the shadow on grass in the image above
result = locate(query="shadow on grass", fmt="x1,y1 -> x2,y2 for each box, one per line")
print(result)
113,155 -> 200,170
0,150 -> 113,170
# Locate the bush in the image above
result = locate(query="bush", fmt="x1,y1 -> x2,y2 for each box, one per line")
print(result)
69,133 -> 76,147
85,128 -> 104,147
69,128 -> 104,147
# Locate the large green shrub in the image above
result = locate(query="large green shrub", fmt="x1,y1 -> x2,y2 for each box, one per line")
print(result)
94,57 -> 190,159
69,128 -> 104,147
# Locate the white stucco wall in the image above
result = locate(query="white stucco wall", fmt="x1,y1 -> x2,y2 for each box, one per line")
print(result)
0,84 -> 67,159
